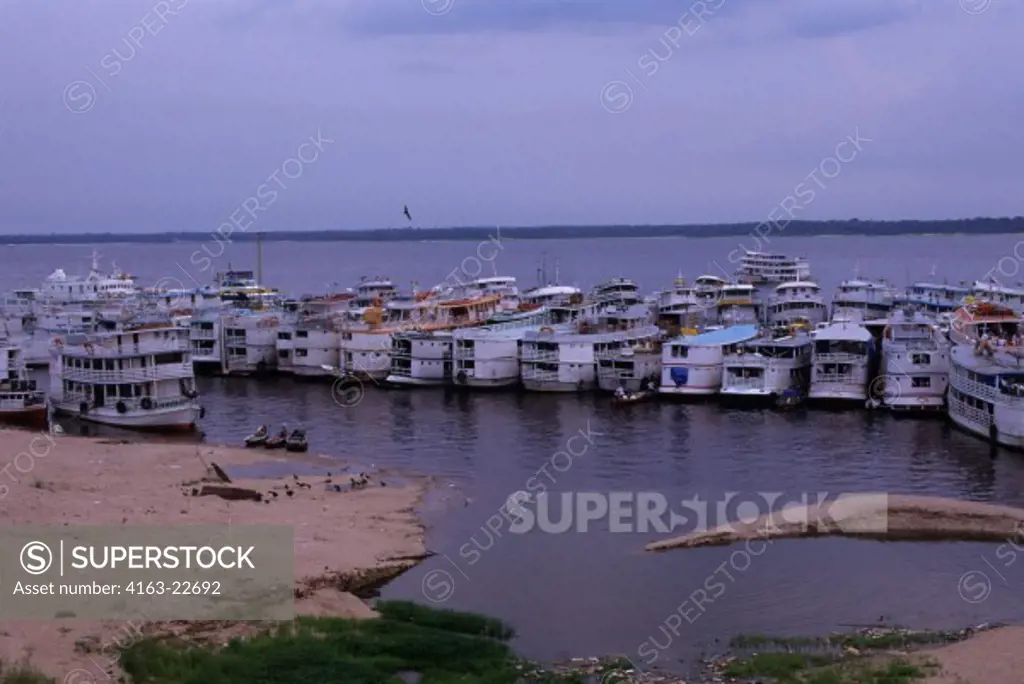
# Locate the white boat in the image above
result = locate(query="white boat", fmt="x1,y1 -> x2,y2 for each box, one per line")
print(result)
766,281 -> 829,328
521,305 -> 660,392
215,270 -> 283,309
188,310 -> 223,375
0,344 -> 47,428
878,308 -> 949,411
654,273 -> 714,332
39,251 -> 137,304
222,310 -> 282,376
660,324 -> 760,397
386,330 -> 455,386
947,304 -> 1024,448
591,277 -> 642,307
692,274 -> 727,312
807,321 -> 876,403
436,276 -> 521,313
895,281 -> 970,316
720,333 -> 812,403
49,318 -> 201,431
970,279 -> 1024,314
735,250 -> 812,285
452,310 -> 556,389
716,283 -> 761,326
831,278 -> 897,322
597,340 -> 663,393
288,295 -> 356,379
341,292 -> 502,382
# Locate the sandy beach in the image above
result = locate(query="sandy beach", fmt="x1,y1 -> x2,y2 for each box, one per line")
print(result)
0,427 -> 428,681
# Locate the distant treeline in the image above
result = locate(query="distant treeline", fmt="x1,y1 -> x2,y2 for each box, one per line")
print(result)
2,218 -> 1023,244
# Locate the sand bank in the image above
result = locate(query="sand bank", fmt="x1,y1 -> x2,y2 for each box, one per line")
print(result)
646,493 -> 1024,551
0,428 -> 427,680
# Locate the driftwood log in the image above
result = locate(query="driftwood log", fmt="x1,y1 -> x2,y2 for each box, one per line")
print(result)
197,484 -> 261,502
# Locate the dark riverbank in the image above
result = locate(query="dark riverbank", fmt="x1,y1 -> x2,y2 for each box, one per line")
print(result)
2,217 -> 1023,243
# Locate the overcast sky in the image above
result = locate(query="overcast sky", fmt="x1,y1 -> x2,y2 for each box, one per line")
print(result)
0,0 -> 1020,233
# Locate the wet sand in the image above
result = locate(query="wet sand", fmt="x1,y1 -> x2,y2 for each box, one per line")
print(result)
917,626 -> 1024,684
646,493 -> 1024,551
0,428 -> 427,680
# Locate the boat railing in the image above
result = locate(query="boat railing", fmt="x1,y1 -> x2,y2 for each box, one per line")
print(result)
62,392 -> 195,411
62,361 -> 193,384
190,327 -> 217,339
522,349 -> 559,363
814,371 -> 856,383
723,376 -> 765,390
814,352 -> 866,363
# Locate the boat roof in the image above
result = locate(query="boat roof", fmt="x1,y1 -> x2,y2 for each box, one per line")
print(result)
952,343 -> 1024,374
678,324 -> 759,345
776,281 -> 819,290
813,322 -> 874,341
912,281 -> 969,292
743,334 -> 812,348
524,285 -> 580,297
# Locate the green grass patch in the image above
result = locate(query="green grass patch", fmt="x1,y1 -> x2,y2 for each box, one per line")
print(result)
118,602 -> 584,684
0,662 -> 54,684
722,653 -> 932,684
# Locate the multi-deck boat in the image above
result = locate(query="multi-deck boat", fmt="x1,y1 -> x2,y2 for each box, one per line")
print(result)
591,278 -> 642,307
807,321 -> 876,403
654,274 -> 710,333
693,275 -> 727,311
659,324 -> 760,397
49,316 -> 201,430
386,330 -> 455,386
766,281 -> 828,328
342,292 -> 502,383
188,310 -> 224,375
947,303 -> 1024,447
452,310 -> 557,389
39,251 -> 137,304
520,305 -> 659,392
895,281 -> 970,316
0,344 -> 47,428
286,295 -> 356,379
716,284 -> 761,326
596,339 -> 663,393
831,278 -> 897,322
221,310 -> 282,376
720,332 -> 812,404
970,279 -> 1024,314
877,308 -> 949,411
735,250 -> 812,284
215,270 -> 282,309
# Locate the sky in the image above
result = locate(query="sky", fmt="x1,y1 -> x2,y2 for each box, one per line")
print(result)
0,0 -> 1021,233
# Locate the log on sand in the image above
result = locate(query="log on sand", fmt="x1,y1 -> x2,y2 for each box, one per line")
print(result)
646,494 -> 1024,552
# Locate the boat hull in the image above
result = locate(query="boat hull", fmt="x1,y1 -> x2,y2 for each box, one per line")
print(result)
522,379 -> 597,393
385,375 -> 450,387
53,404 -> 200,432
719,389 -> 776,406
0,405 -> 48,430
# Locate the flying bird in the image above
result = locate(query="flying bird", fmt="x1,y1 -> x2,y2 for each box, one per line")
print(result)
403,205 -> 412,222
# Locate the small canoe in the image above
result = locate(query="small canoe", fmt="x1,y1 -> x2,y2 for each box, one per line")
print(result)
244,433 -> 267,447
775,388 -> 805,410
612,390 -> 658,405
285,429 -> 308,453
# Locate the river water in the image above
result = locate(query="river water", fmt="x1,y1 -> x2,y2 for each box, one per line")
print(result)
5,234 -> 1024,671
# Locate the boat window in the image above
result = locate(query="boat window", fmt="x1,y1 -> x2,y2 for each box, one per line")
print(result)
911,377 -> 931,388
911,353 -> 930,365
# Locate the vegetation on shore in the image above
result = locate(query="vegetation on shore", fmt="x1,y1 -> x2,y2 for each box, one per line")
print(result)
5,217 -> 1024,244
116,601 -> 624,684
721,652 -> 933,683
